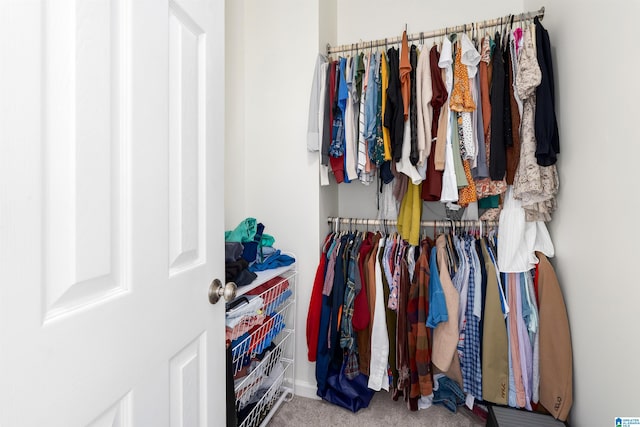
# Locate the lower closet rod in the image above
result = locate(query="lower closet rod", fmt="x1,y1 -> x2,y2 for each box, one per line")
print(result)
327,216 -> 498,228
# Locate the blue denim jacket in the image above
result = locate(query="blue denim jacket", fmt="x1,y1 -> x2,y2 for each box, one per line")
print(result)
364,52 -> 379,145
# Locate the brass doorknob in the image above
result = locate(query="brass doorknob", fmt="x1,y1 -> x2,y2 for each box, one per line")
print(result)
209,279 -> 237,304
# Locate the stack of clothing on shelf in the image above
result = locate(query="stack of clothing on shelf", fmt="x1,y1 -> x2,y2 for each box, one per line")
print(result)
227,276 -> 293,373
225,217 -> 295,287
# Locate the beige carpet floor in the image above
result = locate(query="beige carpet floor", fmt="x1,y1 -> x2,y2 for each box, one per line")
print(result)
268,392 -> 485,426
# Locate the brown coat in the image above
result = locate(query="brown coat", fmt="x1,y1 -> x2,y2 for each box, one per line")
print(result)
357,233 -> 380,376
431,236 -> 460,373
537,253 -> 573,421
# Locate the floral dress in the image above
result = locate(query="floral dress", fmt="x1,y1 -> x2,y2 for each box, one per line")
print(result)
512,26 -> 558,222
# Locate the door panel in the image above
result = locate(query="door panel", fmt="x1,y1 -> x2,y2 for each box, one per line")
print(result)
42,0 -> 130,321
168,0 -> 207,275
169,333 -> 207,427
0,0 -> 226,425
87,392 -> 132,427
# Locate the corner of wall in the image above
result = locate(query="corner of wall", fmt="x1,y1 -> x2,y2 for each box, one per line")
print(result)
294,379 -> 322,401
318,0 -> 339,239
224,0 -> 247,229
235,0 -> 338,400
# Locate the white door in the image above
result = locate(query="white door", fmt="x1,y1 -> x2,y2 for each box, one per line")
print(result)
0,0 -> 227,426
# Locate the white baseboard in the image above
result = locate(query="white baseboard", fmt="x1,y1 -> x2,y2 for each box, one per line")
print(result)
294,379 -> 321,400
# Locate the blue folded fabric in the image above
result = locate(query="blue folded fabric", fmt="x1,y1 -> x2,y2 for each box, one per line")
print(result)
248,250 -> 295,272
264,289 -> 293,316
433,376 -> 466,413
253,313 -> 285,354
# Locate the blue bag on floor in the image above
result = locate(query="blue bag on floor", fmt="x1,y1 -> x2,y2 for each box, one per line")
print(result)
317,354 -> 375,412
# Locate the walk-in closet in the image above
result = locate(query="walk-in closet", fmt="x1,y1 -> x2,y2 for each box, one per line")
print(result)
224,1 -> 640,426
2,0 -> 634,426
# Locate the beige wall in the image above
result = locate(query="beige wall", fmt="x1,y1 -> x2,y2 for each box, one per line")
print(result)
224,0 -> 338,397
524,1 -> 640,425
224,0 -> 246,230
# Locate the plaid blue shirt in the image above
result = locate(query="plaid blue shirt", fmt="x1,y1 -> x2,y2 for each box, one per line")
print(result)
462,236 -> 483,400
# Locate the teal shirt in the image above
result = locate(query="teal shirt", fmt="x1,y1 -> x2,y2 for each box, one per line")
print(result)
224,217 -> 275,247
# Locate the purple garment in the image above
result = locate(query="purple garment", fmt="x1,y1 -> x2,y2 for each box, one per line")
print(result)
382,237 -> 395,289
388,240 -> 406,311
323,240 -> 340,296
516,273 -> 533,410
507,275 -> 517,407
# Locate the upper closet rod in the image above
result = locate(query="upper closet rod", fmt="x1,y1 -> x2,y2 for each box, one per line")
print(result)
327,216 -> 499,228
326,6 -> 544,55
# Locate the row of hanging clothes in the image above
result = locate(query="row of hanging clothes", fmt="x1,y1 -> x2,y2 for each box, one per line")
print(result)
306,14 -> 560,236
305,217 -> 572,421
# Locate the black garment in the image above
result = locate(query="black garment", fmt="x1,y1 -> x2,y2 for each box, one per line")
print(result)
234,269 -> 257,287
355,53 -> 365,96
409,45 -> 419,166
384,48 -> 404,162
236,401 -> 256,426
225,257 -> 257,287
502,43 -> 513,148
475,238 -> 488,366
225,242 -> 244,262
380,160 -> 394,184
329,235 -> 349,370
321,64 -> 332,166
226,296 -> 248,312
225,259 -> 249,283
489,33 -> 507,181
226,345 -> 238,427
534,17 -> 560,166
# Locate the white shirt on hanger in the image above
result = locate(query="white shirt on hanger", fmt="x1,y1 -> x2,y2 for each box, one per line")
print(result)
438,37 -> 454,93
460,33 -> 481,77
368,236 -> 390,392
498,187 -> 555,273
440,110 -> 459,203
